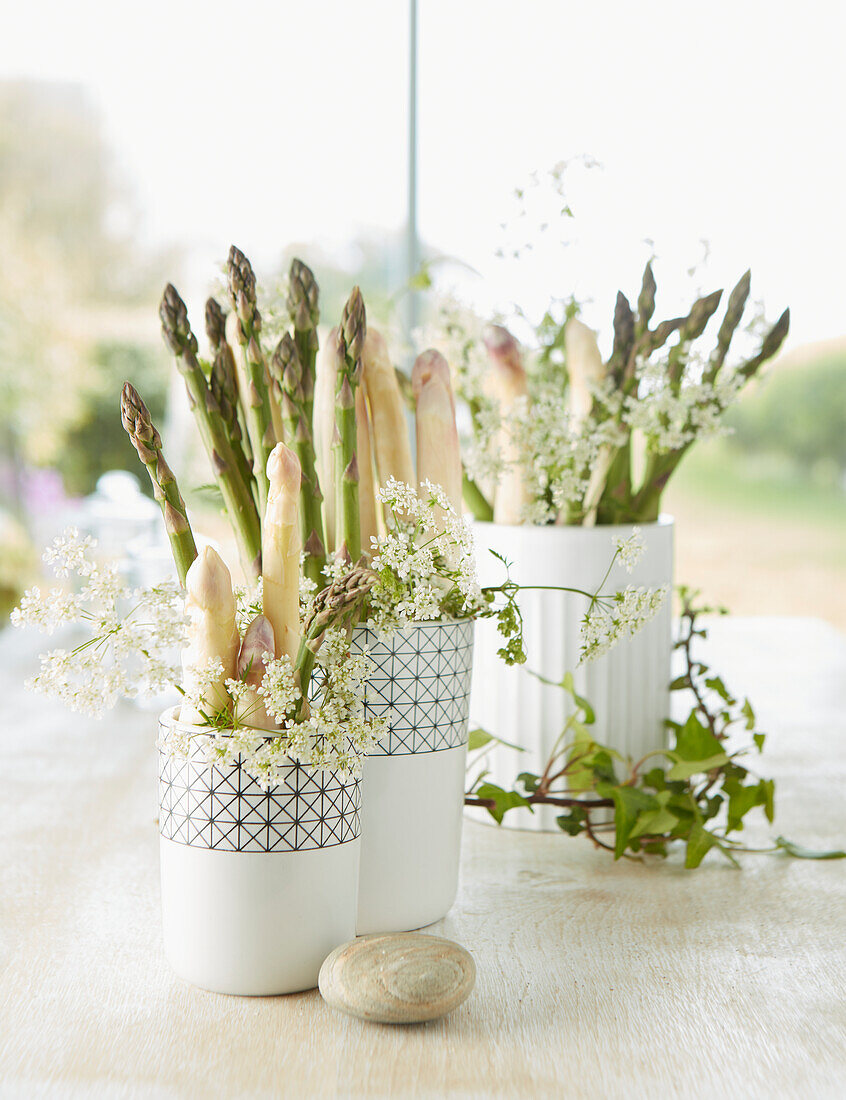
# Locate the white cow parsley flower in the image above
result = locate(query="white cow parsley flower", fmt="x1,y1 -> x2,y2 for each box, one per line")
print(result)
256,655 -> 298,721
614,528 -> 645,573
234,578 -> 263,634
12,530 -> 187,715
161,613 -> 386,788
368,478 -> 483,635
624,354 -> 745,455
580,584 -> 669,663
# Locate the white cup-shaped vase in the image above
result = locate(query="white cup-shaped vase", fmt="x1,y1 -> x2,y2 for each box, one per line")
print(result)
158,708 -> 360,995
469,518 -> 674,832
353,620 -> 474,934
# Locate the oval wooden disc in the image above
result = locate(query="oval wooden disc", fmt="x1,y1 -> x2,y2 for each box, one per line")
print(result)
319,933 -> 476,1024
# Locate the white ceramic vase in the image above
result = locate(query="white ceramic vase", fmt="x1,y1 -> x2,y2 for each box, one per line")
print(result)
469,518 -> 674,831
158,708 -> 360,995
353,620 -> 474,934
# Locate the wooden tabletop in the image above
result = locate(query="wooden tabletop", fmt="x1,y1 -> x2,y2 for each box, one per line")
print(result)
2,617 -> 845,1099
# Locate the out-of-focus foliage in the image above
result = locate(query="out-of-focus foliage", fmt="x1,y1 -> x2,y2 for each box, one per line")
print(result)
260,232 -> 436,350
0,512 -> 36,621
0,80 -> 170,503
61,342 -> 168,496
725,350 -> 846,475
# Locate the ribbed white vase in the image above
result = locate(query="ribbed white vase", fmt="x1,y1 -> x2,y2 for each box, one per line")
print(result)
469,518 -> 674,831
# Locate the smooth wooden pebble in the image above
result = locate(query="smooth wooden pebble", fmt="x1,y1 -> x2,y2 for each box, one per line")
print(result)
318,933 -> 475,1024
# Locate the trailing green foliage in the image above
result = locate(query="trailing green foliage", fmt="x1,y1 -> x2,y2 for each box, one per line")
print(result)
466,588 -> 845,867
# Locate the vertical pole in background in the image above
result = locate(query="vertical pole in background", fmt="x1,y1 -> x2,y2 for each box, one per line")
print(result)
405,0 -> 419,354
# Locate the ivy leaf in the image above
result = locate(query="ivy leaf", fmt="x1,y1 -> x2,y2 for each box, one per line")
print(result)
705,675 -> 735,704
467,728 -> 493,752
467,728 -> 526,753
741,698 -> 756,730
761,779 -> 775,823
667,753 -> 729,781
753,732 -> 766,753
560,672 -> 596,725
642,766 -> 668,791
565,730 -> 597,793
669,675 -> 689,691
597,783 -> 659,858
517,772 -> 541,794
476,783 -> 531,825
629,804 -> 679,839
675,712 -> 726,761
556,807 -> 587,836
724,779 -> 762,831
723,776 -> 775,831
685,823 -> 719,868
668,713 -> 729,778
775,837 -> 846,860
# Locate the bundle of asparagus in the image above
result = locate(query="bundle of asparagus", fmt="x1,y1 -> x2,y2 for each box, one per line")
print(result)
463,264 -> 790,526
123,245 -> 467,736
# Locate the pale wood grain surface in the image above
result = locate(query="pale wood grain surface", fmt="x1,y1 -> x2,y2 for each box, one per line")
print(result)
1,618 -> 845,1099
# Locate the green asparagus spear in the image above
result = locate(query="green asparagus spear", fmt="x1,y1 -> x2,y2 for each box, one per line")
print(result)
271,332 -> 327,587
332,288 -> 366,564
705,270 -> 751,382
205,298 -> 256,501
120,382 -> 198,586
160,283 -> 262,579
630,307 -> 791,521
226,245 -> 277,514
286,258 -> 320,432
635,261 -> 657,339
292,563 -> 376,721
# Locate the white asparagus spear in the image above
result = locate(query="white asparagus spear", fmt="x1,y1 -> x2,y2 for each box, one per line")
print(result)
362,327 -> 415,496
314,327 -> 342,553
482,324 -> 530,525
262,442 -> 302,666
180,546 -> 240,723
564,317 -> 604,428
581,446 -> 616,527
234,614 -> 277,731
225,311 -> 285,446
355,385 -> 379,556
412,349 -> 462,517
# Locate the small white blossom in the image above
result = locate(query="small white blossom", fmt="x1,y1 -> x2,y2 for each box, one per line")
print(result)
580,584 -> 669,663
257,655 -> 298,721
614,528 -> 645,573
234,579 -> 263,634
624,354 -> 744,455
12,530 -> 187,715
368,478 -> 483,636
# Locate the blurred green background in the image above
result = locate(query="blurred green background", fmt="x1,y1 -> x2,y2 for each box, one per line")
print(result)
1,61 -> 844,628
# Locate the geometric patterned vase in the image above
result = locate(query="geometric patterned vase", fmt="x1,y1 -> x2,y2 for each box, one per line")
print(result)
352,620 -> 475,934
157,707 -> 360,995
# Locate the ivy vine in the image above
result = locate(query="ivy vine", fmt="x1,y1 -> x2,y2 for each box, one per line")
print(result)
465,588 -> 845,867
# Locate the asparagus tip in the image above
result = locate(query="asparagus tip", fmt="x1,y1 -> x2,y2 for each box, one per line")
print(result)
412,349 -> 450,396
